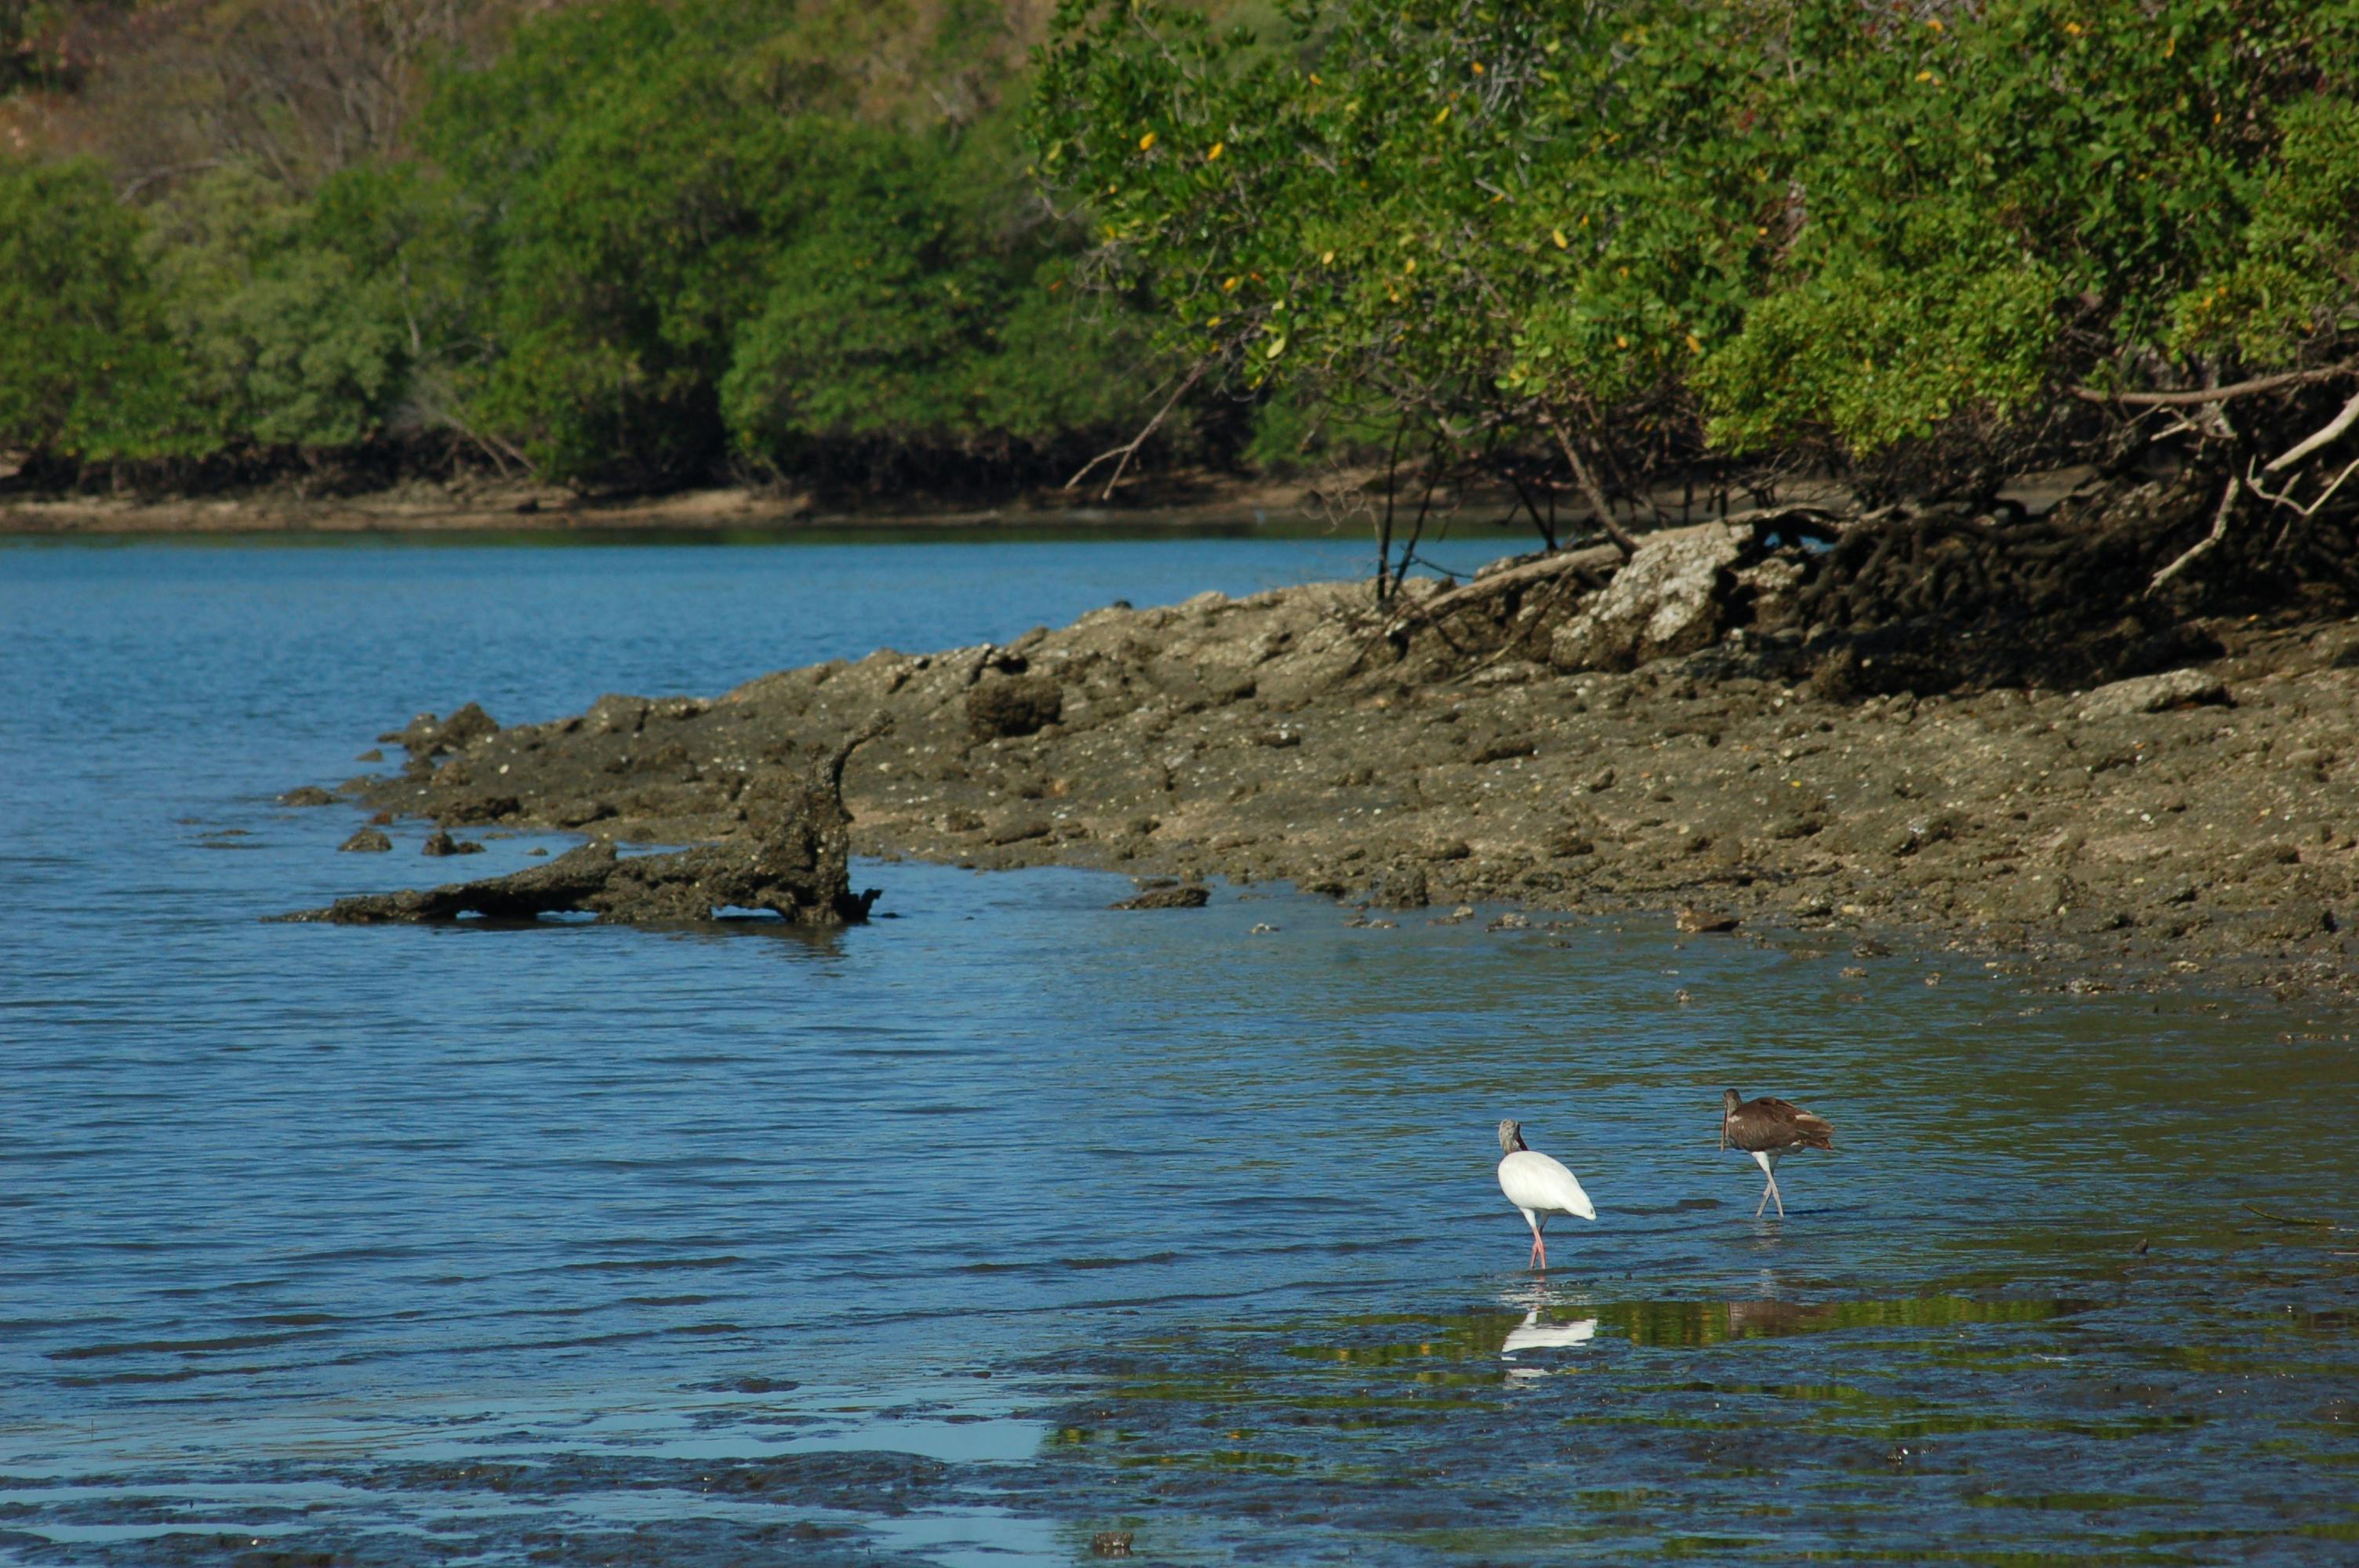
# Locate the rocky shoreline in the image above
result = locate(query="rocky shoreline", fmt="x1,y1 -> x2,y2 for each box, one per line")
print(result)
287,510 -> 2359,999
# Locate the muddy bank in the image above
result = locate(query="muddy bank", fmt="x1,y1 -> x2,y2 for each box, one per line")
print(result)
294,482 -> 2359,993
0,470 -> 1365,536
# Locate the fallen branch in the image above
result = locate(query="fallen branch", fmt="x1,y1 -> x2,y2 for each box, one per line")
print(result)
2245,1202 -> 2343,1229
2146,478 -> 2240,596
1384,539 -> 1622,637
1382,504 -> 1845,638
2071,364 -> 2353,408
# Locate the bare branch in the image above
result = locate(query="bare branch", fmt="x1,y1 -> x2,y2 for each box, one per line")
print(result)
1538,409 -> 1638,556
2073,364 -> 2353,408
2146,477 -> 2240,596
1065,361 -> 1208,499
2245,451 -> 2359,520
2264,388 -> 2359,474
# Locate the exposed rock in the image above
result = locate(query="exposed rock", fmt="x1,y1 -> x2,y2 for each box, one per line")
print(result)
1550,523 -> 1743,672
272,537 -> 2359,991
2077,668 -> 2230,721
279,786 -> 337,806
421,829 -> 485,856
282,724 -> 885,927
1111,883 -> 1209,910
1677,906 -> 1740,934
339,827 -> 392,853
967,673 -> 1063,740
382,702 -> 500,762
1734,554 -> 1808,633
1366,862 -> 1431,909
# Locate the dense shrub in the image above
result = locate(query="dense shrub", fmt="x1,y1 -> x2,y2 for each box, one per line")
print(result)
1,0 -> 1194,492
1034,0 -> 2359,487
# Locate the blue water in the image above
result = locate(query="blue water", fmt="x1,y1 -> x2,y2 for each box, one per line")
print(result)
3,533 -> 2357,1565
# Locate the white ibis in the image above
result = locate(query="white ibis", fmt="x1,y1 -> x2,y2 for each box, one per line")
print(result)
1721,1089 -> 1834,1218
1496,1119 -> 1596,1268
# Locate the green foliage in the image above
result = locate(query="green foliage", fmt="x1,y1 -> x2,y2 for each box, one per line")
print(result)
1035,0 -> 2359,470
4,0 -> 1176,490
146,166 -> 410,451
415,0 -> 1165,485
2167,96 -> 2359,365
0,158 -> 187,463
1696,216 -> 2065,455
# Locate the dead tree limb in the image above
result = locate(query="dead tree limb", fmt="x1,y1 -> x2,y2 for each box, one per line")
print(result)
2071,364 -> 2353,408
1539,410 -> 1640,557
2147,477 -> 2241,596
1380,503 -> 1845,639
1067,363 -> 1209,499
2264,387 -> 2359,474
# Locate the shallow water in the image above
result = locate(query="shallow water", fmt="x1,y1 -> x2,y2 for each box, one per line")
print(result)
2,532 -> 2356,1566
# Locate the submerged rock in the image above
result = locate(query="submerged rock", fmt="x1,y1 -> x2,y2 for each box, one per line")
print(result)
1111,883 -> 1209,910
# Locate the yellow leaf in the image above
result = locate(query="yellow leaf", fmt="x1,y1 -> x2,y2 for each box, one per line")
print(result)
1686,333 -> 1703,354
1434,105 -> 1451,125
1320,249 -> 1335,264
1551,228 -> 1568,249
1223,276 -> 1240,291
1616,336 -> 1628,348
1472,61 -> 1485,75
1207,141 -> 1225,162
1405,259 -> 1417,274
1266,336 -> 1288,359
1139,131 -> 1156,151
1915,70 -> 1935,82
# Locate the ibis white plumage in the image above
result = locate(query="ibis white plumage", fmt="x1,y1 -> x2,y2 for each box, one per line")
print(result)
1496,1119 -> 1595,1269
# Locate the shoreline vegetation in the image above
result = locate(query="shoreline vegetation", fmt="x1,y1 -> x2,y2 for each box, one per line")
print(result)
10,0 -> 2356,987
0,472 -> 1365,536
5,3 -> 2355,591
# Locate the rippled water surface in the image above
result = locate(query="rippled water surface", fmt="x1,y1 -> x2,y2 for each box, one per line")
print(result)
4,532 -> 2357,1566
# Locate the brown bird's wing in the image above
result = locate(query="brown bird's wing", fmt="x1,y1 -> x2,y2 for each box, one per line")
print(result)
1728,1097 -> 1835,1152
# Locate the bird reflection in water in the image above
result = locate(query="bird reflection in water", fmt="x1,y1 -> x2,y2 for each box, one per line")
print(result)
1498,1303 -> 1599,1384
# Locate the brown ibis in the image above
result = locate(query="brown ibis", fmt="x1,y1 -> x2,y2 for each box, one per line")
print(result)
1720,1090 -> 1834,1218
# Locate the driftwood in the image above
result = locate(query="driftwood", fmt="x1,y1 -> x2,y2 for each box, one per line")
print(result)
1384,506 -> 1842,638
2070,364 -> 2354,408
